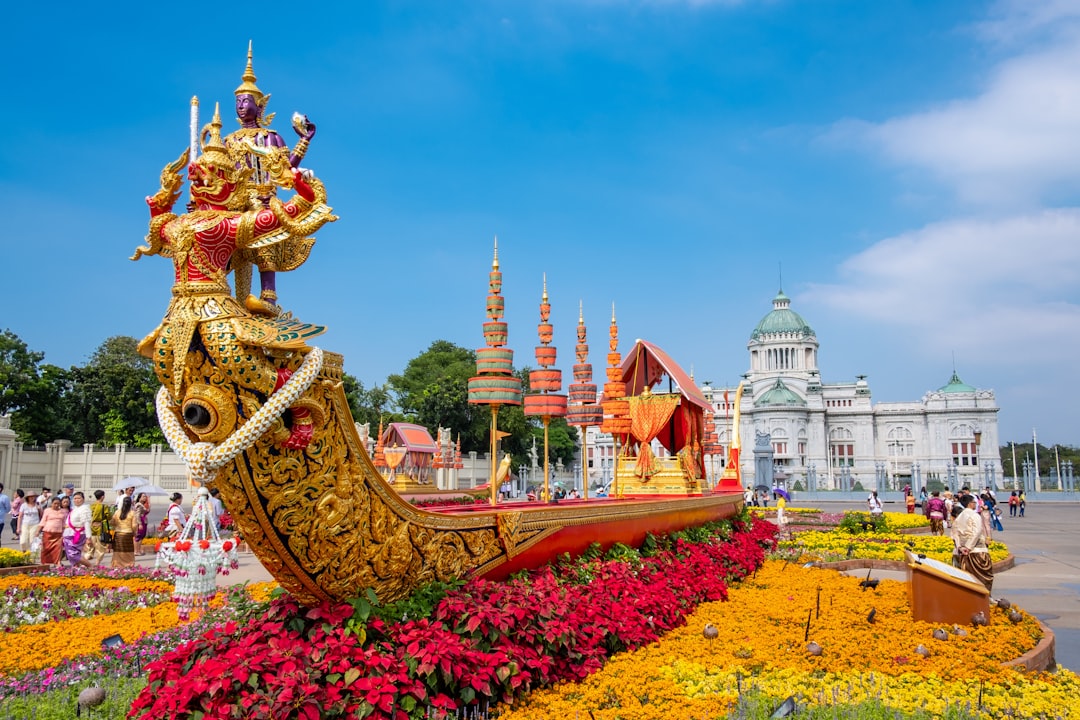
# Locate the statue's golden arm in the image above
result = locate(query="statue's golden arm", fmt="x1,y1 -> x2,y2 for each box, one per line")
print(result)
131,150 -> 188,261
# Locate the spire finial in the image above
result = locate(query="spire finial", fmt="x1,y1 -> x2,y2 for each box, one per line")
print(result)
542,272 -> 548,302
492,235 -> 499,270
611,302 -> 617,323
235,40 -> 264,100
778,261 -> 783,293
578,299 -> 583,324
200,103 -> 228,155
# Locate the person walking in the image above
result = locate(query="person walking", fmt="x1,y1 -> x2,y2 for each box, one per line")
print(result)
133,493 -> 150,555
166,493 -> 187,538
925,491 -> 947,536
0,485 -> 10,545
111,497 -> 138,568
955,494 -> 994,593
16,493 -> 40,553
868,491 -> 883,518
1008,491 -> 1018,517
84,490 -> 112,566
62,492 -> 92,566
8,489 -> 24,541
39,497 -> 67,566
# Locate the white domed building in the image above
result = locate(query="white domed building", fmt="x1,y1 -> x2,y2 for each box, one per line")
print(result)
704,290 -> 1001,492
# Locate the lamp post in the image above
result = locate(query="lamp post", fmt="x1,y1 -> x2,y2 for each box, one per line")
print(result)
890,440 -> 901,492
972,425 -> 982,490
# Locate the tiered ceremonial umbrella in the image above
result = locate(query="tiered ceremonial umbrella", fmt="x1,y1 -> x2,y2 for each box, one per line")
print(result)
566,302 -> 603,500
523,276 -> 568,502
702,409 -> 723,487
717,383 -> 746,491
467,239 -> 523,505
372,419 -> 386,472
600,305 -> 631,497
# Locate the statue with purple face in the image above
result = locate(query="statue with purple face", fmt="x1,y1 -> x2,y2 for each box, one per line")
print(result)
225,42 -> 318,317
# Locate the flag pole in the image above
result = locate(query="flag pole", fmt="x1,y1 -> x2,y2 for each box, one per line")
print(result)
1033,428 -> 1041,489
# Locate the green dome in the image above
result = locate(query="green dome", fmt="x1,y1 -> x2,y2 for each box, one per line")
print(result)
939,371 -> 976,393
756,378 -> 806,407
751,291 -> 814,340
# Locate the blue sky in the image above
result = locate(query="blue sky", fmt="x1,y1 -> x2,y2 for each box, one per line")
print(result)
3,1 -> 1078,445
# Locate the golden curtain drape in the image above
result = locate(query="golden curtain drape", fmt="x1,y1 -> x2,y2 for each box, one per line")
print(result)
384,445 -> 407,482
628,394 -> 680,479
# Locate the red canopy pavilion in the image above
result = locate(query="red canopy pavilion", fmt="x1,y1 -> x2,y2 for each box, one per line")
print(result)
612,339 -> 711,496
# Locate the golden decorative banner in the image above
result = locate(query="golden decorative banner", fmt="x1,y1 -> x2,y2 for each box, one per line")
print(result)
627,394 -> 680,478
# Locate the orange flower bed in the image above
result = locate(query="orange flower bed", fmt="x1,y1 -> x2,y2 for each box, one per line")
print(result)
500,561 -> 1073,719
0,603 -> 183,676
0,574 -> 173,595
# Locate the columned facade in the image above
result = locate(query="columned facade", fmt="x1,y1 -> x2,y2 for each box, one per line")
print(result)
706,290 -> 1001,491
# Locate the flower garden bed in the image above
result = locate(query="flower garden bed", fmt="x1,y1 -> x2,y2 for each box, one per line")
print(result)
0,565 -> 276,718
127,516 -> 776,719
0,509 -> 1074,719
496,561 -> 1078,719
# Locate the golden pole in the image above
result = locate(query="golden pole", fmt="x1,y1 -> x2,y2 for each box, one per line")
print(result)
490,404 -> 499,507
582,425 -> 590,500
617,436 -> 626,498
543,416 -> 551,502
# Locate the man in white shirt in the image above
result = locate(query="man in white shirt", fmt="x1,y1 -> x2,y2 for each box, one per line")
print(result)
167,493 -> 187,537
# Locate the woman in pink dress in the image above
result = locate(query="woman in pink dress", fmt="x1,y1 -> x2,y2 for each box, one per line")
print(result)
39,497 -> 67,565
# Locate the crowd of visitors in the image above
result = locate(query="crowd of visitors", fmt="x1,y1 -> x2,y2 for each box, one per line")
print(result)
0,483 -> 206,569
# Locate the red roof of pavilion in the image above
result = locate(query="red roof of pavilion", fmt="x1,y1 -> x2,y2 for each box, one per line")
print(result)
615,340 -> 710,410
382,423 -> 439,453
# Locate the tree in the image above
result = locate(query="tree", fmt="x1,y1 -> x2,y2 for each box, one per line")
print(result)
0,329 -> 45,416
342,373 -> 398,428
388,341 -> 485,450
10,363 -> 75,444
66,336 -> 164,447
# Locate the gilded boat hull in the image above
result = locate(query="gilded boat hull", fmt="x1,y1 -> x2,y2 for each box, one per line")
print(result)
207,351 -> 742,606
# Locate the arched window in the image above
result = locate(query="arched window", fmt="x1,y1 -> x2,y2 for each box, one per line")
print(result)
829,427 -> 854,468
887,426 -> 914,458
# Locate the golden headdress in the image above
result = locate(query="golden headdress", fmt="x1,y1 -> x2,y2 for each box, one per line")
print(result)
235,41 -> 263,102
191,103 -> 251,210
234,41 -> 274,126
199,104 -> 235,171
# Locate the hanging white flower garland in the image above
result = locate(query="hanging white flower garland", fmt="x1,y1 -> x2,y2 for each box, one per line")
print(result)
155,487 -> 238,619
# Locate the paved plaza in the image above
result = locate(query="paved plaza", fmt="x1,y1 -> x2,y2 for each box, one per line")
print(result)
3,498 -> 1077,672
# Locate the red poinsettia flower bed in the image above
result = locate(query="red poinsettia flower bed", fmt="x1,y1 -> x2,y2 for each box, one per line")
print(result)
128,517 -> 776,720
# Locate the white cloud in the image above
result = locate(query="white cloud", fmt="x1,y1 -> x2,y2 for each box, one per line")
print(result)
830,4 -> 1080,208
976,0 -> 1080,45
802,210 -> 1080,369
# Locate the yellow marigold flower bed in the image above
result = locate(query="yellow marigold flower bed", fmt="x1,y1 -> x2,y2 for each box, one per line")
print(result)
499,561 -> 1076,719
750,507 -> 822,515
0,603 -> 182,676
881,511 -> 930,529
782,531 -> 1009,564
0,549 -> 31,568
0,575 -> 174,595
246,581 -> 279,603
